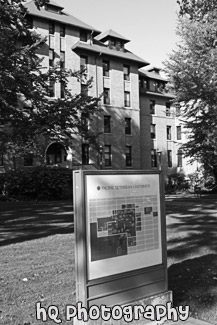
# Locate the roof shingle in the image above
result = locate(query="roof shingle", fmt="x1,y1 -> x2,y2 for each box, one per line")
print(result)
72,40 -> 149,67
25,0 -> 101,33
95,29 -> 130,43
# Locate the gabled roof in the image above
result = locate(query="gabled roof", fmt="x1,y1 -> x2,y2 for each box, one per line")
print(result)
147,66 -> 162,73
25,0 -> 101,33
46,0 -> 64,10
72,40 -> 149,68
95,29 -> 130,43
139,69 -> 168,82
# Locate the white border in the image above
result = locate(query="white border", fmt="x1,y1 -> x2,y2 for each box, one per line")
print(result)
85,174 -> 162,280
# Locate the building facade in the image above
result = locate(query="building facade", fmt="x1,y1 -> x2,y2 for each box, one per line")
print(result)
139,67 -> 198,177
0,0 -> 196,178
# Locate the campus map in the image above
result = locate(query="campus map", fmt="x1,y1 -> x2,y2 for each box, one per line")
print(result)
89,195 -> 159,261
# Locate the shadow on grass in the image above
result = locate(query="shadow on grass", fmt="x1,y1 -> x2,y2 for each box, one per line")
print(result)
166,196 -> 217,323
0,201 -> 74,246
168,254 -> 217,323
166,196 -> 217,263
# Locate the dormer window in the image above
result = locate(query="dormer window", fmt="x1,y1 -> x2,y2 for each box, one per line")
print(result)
110,39 -> 115,48
95,30 -> 129,51
80,30 -> 88,42
44,3 -> 64,14
116,40 -> 122,51
109,39 -> 124,51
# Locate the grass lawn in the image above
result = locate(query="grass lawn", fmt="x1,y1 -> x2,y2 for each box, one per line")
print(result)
166,195 -> 217,324
0,202 -> 75,325
1,196 -> 217,324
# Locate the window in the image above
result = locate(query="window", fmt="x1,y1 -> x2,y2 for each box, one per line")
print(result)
104,145 -> 112,167
110,39 -> 115,47
123,65 -> 130,81
61,82 -> 65,98
143,78 -> 149,90
177,150 -> 182,167
26,16 -> 33,29
81,84 -> 88,96
151,149 -> 157,167
167,150 -> 172,167
80,29 -> 88,42
167,126 -> 172,140
80,56 -> 87,72
60,51 -> 65,69
49,80 -> 55,97
166,102 -> 171,116
46,143 -> 66,165
140,77 -> 149,90
116,40 -> 123,50
60,24 -> 65,37
124,91 -> 130,107
82,144 -> 89,165
150,100 -> 155,114
154,81 -> 164,92
49,49 -> 54,67
0,154 -> 3,166
177,126 -> 182,140
49,21 -> 55,35
24,155 -> 33,166
103,88 -> 110,105
125,117 -> 131,135
81,112 -> 88,133
126,146 -> 132,167
104,115 -> 111,133
150,124 -> 156,139
176,104 -> 181,116
103,60 -> 110,77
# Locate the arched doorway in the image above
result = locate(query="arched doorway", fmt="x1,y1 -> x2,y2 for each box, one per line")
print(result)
46,142 -> 67,166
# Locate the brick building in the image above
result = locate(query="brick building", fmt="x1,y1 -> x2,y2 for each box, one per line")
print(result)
139,67 -> 198,176
0,0 -> 197,178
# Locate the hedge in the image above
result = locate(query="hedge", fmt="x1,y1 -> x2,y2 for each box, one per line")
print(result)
0,166 -> 73,201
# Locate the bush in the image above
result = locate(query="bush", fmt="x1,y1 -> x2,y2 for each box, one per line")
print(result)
0,166 -> 72,201
204,175 -> 215,189
165,172 -> 189,194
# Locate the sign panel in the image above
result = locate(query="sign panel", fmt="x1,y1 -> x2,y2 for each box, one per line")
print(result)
85,173 -> 162,280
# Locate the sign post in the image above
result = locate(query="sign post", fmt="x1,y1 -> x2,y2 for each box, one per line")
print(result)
73,170 -> 171,323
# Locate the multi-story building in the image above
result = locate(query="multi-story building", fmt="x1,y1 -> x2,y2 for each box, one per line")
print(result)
0,0 -> 197,178
139,67 -> 179,175
139,67 -> 197,177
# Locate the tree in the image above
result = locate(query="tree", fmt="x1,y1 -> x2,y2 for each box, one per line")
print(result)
165,4 -> 217,182
178,0 -> 217,20
0,0 -> 100,159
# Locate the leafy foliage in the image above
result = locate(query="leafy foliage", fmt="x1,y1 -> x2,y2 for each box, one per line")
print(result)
0,166 -> 72,201
0,0 -> 100,158
165,172 -> 189,193
165,7 -> 217,182
178,0 -> 217,20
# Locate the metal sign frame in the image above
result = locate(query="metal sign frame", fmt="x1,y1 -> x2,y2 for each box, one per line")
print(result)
73,170 -> 168,308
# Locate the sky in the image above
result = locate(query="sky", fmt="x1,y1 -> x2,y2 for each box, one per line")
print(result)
57,0 -> 180,69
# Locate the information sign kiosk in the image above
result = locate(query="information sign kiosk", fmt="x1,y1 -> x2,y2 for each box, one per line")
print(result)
73,170 -> 169,309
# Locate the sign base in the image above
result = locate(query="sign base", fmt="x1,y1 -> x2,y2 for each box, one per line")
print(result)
74,290 -> 173,325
